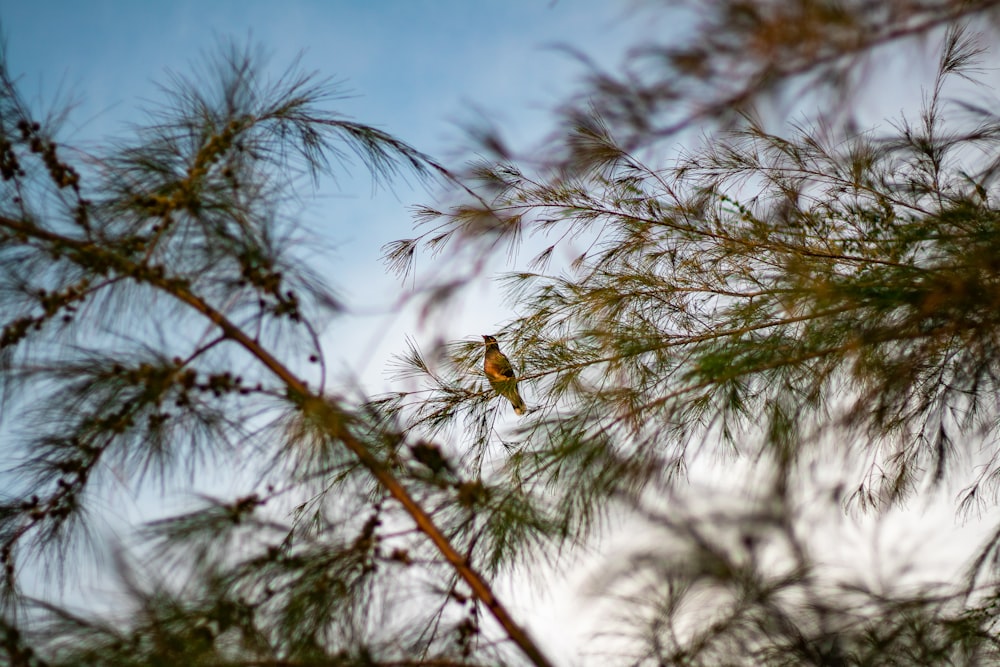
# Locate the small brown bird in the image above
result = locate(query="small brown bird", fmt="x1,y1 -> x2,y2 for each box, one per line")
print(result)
482,334 -> 527,415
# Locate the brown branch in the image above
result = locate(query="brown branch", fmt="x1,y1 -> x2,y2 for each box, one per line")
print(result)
169,285 -> 553,667
0,214 -> 555,667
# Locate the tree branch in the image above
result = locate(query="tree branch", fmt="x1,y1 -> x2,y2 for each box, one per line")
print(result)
0,214 -> 555,667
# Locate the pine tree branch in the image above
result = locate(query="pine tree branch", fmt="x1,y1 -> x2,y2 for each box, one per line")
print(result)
0,214 -> 555,667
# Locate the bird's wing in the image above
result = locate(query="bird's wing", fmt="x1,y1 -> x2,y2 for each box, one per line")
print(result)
485,351 -> 516,380
496,359 -> 515,378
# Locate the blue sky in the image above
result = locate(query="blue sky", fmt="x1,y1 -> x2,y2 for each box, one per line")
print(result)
0,3 -> 662,654
2,1 -> 656,393
3,1 -> 634,145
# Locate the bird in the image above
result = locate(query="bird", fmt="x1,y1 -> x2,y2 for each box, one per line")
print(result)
482,334 -> 527,415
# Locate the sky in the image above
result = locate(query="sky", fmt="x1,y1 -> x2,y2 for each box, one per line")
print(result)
2,1 -> 661,396
0,1 -> 665,659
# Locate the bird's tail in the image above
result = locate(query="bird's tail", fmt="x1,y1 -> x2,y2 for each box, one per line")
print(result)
493,379 -> 528,416
510,390 -> 527,416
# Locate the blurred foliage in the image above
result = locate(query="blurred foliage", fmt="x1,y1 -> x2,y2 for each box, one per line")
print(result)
382,1 -> 1000,664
